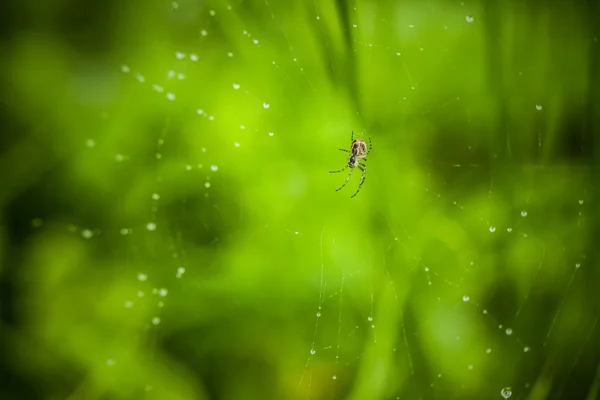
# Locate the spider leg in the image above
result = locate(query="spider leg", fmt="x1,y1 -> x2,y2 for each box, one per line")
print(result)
336,169 -> 353,192
338,149 -> 350,153
350,164 -> 367,198
367,137 -> 372,155
329,166 -> 347,174
351,131 -> 354,142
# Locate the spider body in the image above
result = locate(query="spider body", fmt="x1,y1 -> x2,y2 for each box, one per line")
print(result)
330,132 -> 372,198
348,139 -> 368,167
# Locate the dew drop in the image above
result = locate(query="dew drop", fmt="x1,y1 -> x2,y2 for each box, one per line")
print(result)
152,84 -> 164,93
579,199 -> 584,204
166,92 -> 176,101
310,349 -> 316,355
146,223 -> 156,231
152,193 -> 160,200
576,263 -> 581,269
197,109 -> 204,115
368,316 -> 373,321
507,227 -> 513,232
115,154 -> 124,162
209,10 -> 215,16
137,291 -> 144,297
462,295 -> 470,302
159,288 -> 168,297
489,225 -> 496,232
175,51 -> 185,59
137,273 -> 147,282
263,102 -> 270,109
332,375 -> 336,380
151,317 -> 161,325
234,142 -> 240,147
210,165 -> 218,171
201,30 -> 207,36
136,73 -> 145,83
501,387 -> 512,399
466,15 -> 474,23
205,182 -> 211,188
233,83 -> 240,89
268,132 -> 274,137
505,328 -> 513,335
524,346 -> 530,352
253,39 -> 259,44
521,210 -> 527,217
316,312 -> 321,317
486,348 -> 492,354
536,104 -> 543,111
81,229 -> 93,239
120,64 -> 130,73
86,139 -> 96,148
190,53 -> 198,61
227,52 -> 233,57
106,359 -> 115,366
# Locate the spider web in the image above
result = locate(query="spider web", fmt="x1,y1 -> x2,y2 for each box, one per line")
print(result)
4,0 -> 599,399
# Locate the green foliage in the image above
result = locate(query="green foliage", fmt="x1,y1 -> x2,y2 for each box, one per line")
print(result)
1,0 -> 599,399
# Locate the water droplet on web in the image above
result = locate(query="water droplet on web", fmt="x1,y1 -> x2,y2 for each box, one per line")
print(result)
424,267 -> 429,272
268,132 -> 274,137
86,139 -> 96,148
501,387 -> 512,398
152,193 -> 160,200
234,142 -> 240,147
106,359 -> 115,367
210,165 -> 218,172
136,73 -> 145,83
159,288 -> 168,297
486,348 -> 492,354
177,73 -> 185,80
468,365 -> 473,370
227,52 -> 233,57
190,53 -> 198,61
579,199 -> 584,204
209,10 -> 215,16
115,154 -> 124,162
310,349 -> 316,355
172,2 -> 179,10
536,104 -> 543,111
466,15 -> 474,23
138,273 -> 147,281
205,182 -> 211,188
146,223 -> 156,231
576,263 -> 581,269
151,317 -> 161,325
253,39 -> 259,44
505,328 -> 513,335
353,24 -> 357,28
316,16 -> 320,20
396,52 -> 401,56
166,92 -> 176,101
186,165 -> 192,170
367,316 -> 373,321
263,102 -> 270,109
489,226 -> 496,232
124,300 -> 133,308
332,375 -> 336,379
316,312 -> 321,317
81,229 -> 93,239
137,291 -> 144,297
409,24 -> 414,28
201,30 -> 208,36
176,267 -> 185,278
462,295 -> 470,302
152,84 -> 164,93
524,346 -> 530,352
120,228 -> 130,235
175,51 -> 185,60
120,65 -> 130,73
507,227 -> 512,232
521,210 -> 527,217
233,83 -> 240,89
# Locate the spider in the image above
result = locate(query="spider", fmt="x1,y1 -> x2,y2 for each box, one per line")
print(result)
329,131 -> 372,198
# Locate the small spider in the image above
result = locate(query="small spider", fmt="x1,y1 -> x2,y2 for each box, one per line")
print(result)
329,131 -> 372,198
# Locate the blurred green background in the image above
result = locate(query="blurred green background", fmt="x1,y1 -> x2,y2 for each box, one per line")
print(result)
1,0 -> 599,399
